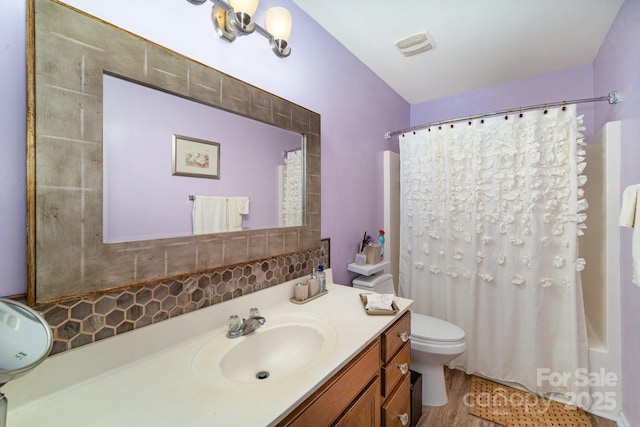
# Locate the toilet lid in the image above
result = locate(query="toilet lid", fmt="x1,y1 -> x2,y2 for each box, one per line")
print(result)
411,313 -> 465,342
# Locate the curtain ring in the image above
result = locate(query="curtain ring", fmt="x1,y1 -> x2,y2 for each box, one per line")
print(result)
481,119 -> 485,124
438,126 -> 442,130
450,124 -> 454,128
468,121 -> 472,125
504,115 -> 508,120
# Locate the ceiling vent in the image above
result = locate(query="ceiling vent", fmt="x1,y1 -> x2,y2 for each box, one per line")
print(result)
395,31 -> 435,57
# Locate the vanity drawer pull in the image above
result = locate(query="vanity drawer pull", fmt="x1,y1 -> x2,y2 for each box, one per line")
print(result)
399,412 -> 409,425
399,331 -> 409,342
398,363 -> 409,375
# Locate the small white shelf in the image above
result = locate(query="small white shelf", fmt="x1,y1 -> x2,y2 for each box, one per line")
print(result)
347,260 -> 390,276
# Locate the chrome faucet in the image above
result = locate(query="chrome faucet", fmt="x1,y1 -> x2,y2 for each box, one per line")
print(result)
227,308 -> 266,338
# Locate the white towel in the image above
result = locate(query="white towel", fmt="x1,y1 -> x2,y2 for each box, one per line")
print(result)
192,196 -> 227,234
365,293 -> 395,311
619,184 -> 640,286
619,184 -> 638,227
227,197 -> 250,231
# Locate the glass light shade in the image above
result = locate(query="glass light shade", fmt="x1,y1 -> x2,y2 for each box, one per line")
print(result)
265,7 -> 292,41
229,0 -> 259,16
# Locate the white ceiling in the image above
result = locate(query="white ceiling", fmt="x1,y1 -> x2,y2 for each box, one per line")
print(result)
291,0 -> 624,104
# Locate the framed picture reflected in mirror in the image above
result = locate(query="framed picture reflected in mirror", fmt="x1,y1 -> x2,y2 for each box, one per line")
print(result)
172,134 -> 220,179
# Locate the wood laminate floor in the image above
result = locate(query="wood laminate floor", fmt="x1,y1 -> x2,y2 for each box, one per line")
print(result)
415,368 -> 618,427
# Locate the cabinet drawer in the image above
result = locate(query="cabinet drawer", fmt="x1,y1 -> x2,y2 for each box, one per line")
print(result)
382,341 -> 410,397
280,339 -> 381,427
334,376 -> 381,427
382,311 -> 411,362
382,374 -> 411,427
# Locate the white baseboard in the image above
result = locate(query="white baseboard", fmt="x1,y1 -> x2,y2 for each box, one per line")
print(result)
617,411 -> 630,427
583,407 -> 627,426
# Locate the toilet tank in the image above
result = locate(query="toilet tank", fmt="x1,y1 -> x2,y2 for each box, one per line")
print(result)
352,273 -> 395,294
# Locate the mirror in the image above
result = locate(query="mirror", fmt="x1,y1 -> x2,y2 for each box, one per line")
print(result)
0,298 -> 53,383
27,0 -> 321,305
0,298 -> 53,427
103,74 -> 305,242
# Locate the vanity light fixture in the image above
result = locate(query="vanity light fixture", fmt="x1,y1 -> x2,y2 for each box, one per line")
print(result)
187,0 -> 292,58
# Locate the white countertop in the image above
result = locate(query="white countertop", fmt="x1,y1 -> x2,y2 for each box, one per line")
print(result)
4,270 -> 412,427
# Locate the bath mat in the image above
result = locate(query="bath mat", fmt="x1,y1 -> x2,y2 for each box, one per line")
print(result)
467,376 -> 592,427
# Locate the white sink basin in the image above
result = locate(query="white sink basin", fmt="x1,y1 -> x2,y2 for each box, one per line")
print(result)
192,314 -> 337,387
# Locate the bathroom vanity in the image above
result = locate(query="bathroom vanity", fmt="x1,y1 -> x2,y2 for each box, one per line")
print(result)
278,310 -> 412,426
4,270 -> 413,426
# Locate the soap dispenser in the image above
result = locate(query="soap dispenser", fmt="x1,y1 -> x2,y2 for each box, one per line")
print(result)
307,268 -> 320,297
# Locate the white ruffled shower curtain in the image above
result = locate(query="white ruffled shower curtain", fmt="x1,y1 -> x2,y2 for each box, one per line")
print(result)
281,149 -> 303,227
398,105 -> 590,399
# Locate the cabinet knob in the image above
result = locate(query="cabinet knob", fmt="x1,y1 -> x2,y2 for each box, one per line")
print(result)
399,331 -> 409,342
399,413 -> 409,425
398,363 -> 409,375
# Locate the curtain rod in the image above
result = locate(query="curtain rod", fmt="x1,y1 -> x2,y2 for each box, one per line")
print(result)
384,90 -> 621,140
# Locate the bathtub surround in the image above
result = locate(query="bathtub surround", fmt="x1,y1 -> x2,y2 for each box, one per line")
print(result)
399,105 -> 590,399
619,184 -> 640,286
592,0 -> 640,424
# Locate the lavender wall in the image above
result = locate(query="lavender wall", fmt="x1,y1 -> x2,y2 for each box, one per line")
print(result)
2,0 -> 638,422
103,75 -> 301,242
593,0 -> 640,425
410,63 -> 596,139
0,0 -> 409,296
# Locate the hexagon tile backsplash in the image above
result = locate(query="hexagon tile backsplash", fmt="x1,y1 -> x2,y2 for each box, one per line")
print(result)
36,247 -> 326,355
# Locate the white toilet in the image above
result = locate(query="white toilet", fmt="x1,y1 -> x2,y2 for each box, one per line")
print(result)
352,273 -> 466,406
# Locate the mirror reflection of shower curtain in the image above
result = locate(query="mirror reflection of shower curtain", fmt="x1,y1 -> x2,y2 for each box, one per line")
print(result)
280,149 -> 303,227
398,105 -> 590,402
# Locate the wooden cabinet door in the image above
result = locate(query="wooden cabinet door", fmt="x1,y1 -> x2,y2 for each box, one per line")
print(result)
334,376 -> 381,427
280,339 -> 381,427
382,374 -> 411,427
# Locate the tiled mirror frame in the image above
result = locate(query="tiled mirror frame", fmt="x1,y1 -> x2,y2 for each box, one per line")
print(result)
27,0 -> 321,306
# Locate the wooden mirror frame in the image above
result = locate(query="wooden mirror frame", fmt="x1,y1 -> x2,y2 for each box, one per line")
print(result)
26,0 -> 321,306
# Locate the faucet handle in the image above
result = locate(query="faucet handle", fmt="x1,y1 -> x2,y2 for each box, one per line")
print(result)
227,314 -> 241,332
249,307 -> 260,318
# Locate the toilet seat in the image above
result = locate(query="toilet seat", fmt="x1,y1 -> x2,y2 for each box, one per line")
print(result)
410,312 -> 465,343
